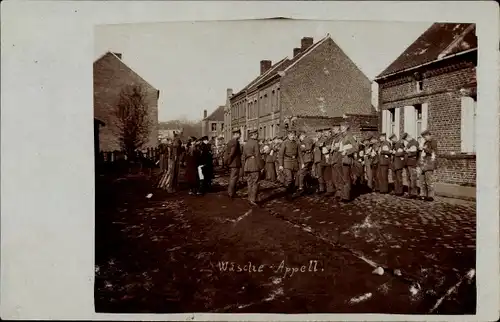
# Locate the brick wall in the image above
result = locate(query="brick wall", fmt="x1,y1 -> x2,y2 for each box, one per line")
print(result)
280,38 -> 373,119
377,54 -> 477,186
94,53 -> 159,151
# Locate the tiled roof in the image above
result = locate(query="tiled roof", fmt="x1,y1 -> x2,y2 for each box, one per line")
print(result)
204,105 -> 225,121
376,23 -> 477,79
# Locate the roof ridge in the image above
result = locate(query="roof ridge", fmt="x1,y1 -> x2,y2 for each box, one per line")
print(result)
94,51 -> 158,91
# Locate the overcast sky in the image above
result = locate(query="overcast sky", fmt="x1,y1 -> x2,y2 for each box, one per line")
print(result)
95,20 -> 432,122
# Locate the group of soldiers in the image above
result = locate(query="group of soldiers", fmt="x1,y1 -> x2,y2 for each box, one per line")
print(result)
223,123 -> 438,206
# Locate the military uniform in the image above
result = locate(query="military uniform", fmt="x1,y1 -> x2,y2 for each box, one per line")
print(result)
225,130 -> 242,198
242,131 -> 263,204
391,137 -> 406,196
419,130 -> 438,200
340,131 -> 358,201
312,139 -> 323,182
278,132 -> 303,197
330,133 -> 344,198
402,132 -> 419,198
298,135 -> 314,191
369,139 -> 380,191
378,135 -> 392,194
264,144 -> 277,182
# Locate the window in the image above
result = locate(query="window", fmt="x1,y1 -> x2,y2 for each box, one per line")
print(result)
415,104 -> 423,137
389,108 -> 396,137
211,123 -> 217,131
416,80 -> 423,93
461,95 -> 477,153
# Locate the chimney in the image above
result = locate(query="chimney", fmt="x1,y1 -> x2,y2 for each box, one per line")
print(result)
203,109 -> 207,119
113,52 -> 122,59
293,48 -> 301,57
227,88 -> 233,98
260,60 -> 272,75
301,37 -> 314,50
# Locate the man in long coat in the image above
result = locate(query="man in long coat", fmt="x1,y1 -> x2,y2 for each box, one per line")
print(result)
278,129 -> 303,200
242,130 -> 263,206
298,132 -> 315,193
225,129 -> 242,199
390,133 -> 405,196
340,124 -> 358,202
171,132 -> 183,191
418,129 -> 438,201
401,132 -> 419,199
378,133 -> 392,194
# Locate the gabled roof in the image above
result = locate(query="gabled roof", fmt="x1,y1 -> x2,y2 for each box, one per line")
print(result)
94,52 -> 158,90
376,23 -> 477,79
204,106 -> 225,122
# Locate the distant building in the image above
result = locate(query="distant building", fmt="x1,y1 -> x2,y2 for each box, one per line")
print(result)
201,106 -> 225,142
159,129 -> 183,141
229,35 -> 377,141
375,23 -> 477,197
94,52 -> 159,151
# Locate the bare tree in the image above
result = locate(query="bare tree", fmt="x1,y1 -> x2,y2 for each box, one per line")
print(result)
114,84 -> 151,158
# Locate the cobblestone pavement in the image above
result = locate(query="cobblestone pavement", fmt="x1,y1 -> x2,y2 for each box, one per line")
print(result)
95,170 -> 476,314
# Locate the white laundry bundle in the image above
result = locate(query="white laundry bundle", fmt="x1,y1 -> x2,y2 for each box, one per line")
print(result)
198,165 -> 205,180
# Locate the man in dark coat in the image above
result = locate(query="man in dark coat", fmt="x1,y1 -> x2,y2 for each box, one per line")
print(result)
297,132 -> 315,193
225,129 -> 242,199
199,136 -> 213,194
242,130 -> 263,206
171,132 -> 183,191
419,129 -> 438,201
401,132 -> 419,199
184,137 -> 200,195
378,133 -> 392,194
368,136 -> 380,192
278,129 -> 303,200
390,133 -> 405,196
340,124 -> 358,202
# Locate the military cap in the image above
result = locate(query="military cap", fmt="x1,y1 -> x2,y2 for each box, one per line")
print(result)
421,129 -> 431,136
248,129 -> 258,136
232,129 -> 241,134
201,136 -> 209,141
400,132 -> 409,140
389,133 -> 397,140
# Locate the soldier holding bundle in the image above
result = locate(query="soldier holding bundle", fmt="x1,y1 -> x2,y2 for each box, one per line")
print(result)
225,129 -> 242,199
298,132 -> 315,193
242,130 -> 263,206
340,124 -> 358,202
418,130 -> 438,201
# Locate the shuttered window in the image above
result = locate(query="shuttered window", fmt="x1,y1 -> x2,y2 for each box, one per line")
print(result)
461,96 -> 477,153
404,103 -> 428,139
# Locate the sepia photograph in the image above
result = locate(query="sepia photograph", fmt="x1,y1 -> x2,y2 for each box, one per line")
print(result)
93,18 -> 479,315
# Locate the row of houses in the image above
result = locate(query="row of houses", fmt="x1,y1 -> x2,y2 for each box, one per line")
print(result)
217,23 -> 477,198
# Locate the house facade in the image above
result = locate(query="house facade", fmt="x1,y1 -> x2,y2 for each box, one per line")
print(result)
230,36 -> 377,141
94,52 -> 159,152
375,23 -> 477,193
201,106 -> 225,143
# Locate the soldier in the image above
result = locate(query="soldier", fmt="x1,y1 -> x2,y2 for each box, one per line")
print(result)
273,137 -> 284,185
313,135 -> 323,192
418,130 -> 438,201
367,136 -> 379,192
340,124 -> 358,202
390,133 -> 405,196
401,132 -> 419,199
225,129 -> 242,199
239,139 -> 246,185
242,130 -> 263,206
330,127 -> 343,199
278,129 -> 303,200
298,132 -> 315,193
378,133 -> 392,194
263,143 -> 277,182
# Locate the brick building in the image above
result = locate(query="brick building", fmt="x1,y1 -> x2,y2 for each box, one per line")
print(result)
201,105 -> 225,142
374,23 -> 477,198
94,52 -> 159,151
229,35 -> 377,141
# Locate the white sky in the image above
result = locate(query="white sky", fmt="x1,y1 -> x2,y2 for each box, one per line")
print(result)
95,20 -> 432,122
